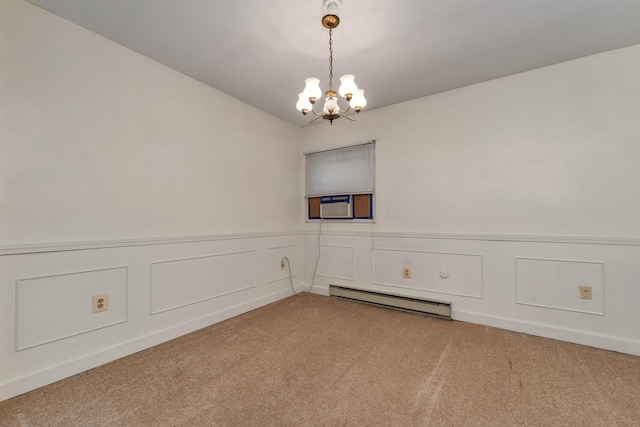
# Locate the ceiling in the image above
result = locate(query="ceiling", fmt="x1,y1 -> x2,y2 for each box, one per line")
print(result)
25,0 -> 640,127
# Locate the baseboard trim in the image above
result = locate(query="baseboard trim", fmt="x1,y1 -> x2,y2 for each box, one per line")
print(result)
0,287 -> 294,402
307,283 -> 330,296
311,282 -> 640,357
454,309 -> 640,357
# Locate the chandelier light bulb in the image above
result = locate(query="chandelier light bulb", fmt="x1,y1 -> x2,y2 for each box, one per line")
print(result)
303,78 -> 322,101
338,74 -> 358,98
324,96 -> 339,114
296,93 -> 312,112
350,89 -> 367,109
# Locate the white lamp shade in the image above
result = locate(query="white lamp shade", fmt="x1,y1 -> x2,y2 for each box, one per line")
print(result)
323,96 -> 338,114
303,77 -> 322,100
350,89 -> 367,109
338,74 -> 358,97
296,93 -> 312,111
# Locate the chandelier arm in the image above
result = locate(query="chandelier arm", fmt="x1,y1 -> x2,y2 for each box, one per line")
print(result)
309,104 -> 325,116
339,103 -> 351,114
338,111 -> 360,121
304,114 -> 325,124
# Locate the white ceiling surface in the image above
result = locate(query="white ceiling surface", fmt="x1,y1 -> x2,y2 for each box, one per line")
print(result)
25,0 -> 640,127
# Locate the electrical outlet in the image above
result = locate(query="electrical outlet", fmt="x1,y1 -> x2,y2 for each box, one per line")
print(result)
403,267 -> 411,279
92,294 -> 108,313
579,286 -> 592,300
280,259 -> 286,270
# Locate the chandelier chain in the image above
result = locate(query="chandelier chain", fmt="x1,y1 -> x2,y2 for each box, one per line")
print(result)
328,28 -> 334,93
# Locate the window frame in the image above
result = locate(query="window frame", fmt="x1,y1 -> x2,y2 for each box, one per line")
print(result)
305,141 -> 375,222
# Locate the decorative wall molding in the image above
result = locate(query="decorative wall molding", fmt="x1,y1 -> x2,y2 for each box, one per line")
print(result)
372,247 -> 484,258
302,232 -> 640,357
317,244 -> 354,281
150,250 -> 257,315
266,244 -> 298,251
4,230 -> 639,256
372,248 -> 484,299
1,286 -> 293,402
515,257 -> 605,316
16,266 -> 129,350
302,230 -> 640,246
0,230 -> 303,256
1,232 -> 304,402
265,245 -> 297,284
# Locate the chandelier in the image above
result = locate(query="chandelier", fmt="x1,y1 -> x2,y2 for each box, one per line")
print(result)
296,0 -> 367,124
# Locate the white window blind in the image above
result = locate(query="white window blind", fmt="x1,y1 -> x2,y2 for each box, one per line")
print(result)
306,142 -> 375,197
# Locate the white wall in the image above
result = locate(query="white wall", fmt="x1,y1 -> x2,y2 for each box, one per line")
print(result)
302,44 -> 640,236
301,45 -> 640,357
0,0 -> 303,401
1,0 -> 302,244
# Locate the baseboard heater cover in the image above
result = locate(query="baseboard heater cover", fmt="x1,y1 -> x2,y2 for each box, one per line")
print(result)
329,285 -> 451,320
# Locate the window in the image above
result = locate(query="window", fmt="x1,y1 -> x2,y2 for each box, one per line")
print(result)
305,141 -> 375,220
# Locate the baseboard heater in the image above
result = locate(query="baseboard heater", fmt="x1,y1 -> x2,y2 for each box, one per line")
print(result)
329,285 -> 452,320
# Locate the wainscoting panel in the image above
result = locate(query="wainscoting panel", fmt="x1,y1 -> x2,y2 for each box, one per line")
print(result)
516,257 -> 605,315
16,267 -> 128,350
150,250 -> 257,314
317,245 -> 354,281
302,231 -> 640,357
372,248 -> 483,298
0,232 -> 302,403
265,245 -> 297,284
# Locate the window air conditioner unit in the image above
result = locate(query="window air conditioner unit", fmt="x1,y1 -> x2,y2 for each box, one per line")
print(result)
320,195 -> 352,219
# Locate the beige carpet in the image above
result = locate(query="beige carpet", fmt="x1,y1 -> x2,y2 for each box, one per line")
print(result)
1,294 -> 639,426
